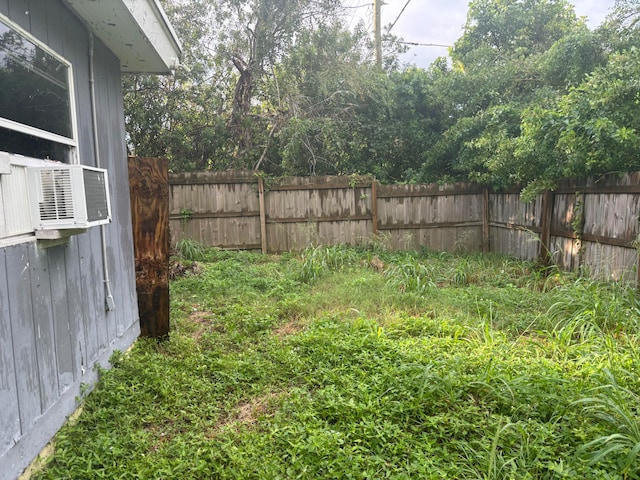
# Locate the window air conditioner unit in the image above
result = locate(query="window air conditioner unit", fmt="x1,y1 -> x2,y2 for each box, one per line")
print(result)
27,165 -> 112,230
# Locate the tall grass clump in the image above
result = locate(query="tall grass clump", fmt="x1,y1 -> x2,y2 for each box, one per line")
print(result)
547,277 -> 640,337
298,244 -> 360,284
174,237 -> 207,261
574,370 -> 640,478
384,256 -> 436,295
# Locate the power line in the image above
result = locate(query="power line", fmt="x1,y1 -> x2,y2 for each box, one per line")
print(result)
389,0 -> 412,32
400,41 -> 452,48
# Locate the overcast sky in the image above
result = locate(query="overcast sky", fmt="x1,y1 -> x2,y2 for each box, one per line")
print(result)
342,0 -> 617,68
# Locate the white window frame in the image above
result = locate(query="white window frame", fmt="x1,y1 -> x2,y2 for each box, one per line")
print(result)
0,12 -> 79,164
0,13 -> 80,245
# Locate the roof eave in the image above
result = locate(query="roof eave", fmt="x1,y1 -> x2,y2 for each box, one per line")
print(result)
64,0 -> 182,74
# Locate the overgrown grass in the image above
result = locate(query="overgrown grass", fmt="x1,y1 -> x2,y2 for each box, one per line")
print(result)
34,245 -> 640,479
174,237 -> 207,261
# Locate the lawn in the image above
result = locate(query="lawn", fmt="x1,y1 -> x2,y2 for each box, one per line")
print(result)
34,244 -> 640,479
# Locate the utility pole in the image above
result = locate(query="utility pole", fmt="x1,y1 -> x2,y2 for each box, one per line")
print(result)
374,0 -> 382,68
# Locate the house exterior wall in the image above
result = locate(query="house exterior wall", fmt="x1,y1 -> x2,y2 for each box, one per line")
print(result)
0,1 -> 140,478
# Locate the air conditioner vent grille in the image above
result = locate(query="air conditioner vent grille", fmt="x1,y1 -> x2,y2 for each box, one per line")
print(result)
27,164 -> 111,230
38,169 -> 75,221
83,168 -> 109,222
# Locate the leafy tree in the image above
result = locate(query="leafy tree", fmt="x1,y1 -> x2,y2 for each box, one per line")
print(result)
255,21 -> 371,175
124,0 -> 378,173
453,0 -> 581,65
515,51 -> 640,199
599,0 -> 640,52
417,0 -> 596,188
538,31 -> 607,88
209,0 -> 345,166
124,0 -> 230,171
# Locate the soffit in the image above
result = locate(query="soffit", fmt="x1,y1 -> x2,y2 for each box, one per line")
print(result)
64,0 -> 181,73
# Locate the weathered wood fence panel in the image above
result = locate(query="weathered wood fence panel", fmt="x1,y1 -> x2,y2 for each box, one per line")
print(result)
169,171 -> 262,250
489,191 -> 543,260
549,174 -> 640,281
264,176 -> 374,252
169,171 -> 640,281
377,183 -> 483,252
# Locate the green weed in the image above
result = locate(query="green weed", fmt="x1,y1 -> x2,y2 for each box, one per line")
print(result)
547,277 -> 640,338
575,370 -> 640,478
174,237 -> 206,261
298,244 -> 359,284
384,256 -> 436,294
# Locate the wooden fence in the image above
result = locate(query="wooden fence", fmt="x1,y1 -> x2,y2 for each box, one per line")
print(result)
169,171 -> 640,281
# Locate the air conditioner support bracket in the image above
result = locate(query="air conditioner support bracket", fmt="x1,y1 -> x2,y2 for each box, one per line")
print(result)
35,228 -> 88,240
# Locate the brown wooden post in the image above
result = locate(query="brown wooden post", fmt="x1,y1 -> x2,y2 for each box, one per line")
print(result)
371,180 -> 379,236
538,190 -> 555,266
128,157 -> 170,337
482,188 -> 490,254
258,176 -> 268,254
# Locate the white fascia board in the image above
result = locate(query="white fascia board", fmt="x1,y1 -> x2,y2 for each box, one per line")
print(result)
64,0 -> 182,74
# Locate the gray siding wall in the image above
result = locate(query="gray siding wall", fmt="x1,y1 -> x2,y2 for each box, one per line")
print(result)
0,1 -> 140,478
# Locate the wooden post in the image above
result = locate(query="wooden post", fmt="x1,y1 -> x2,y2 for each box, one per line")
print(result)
482,188 -> 490,254
371,180 -> 379,236
258,176 -> 268,254
128,157 -> 170,337
538,190 -> 555,266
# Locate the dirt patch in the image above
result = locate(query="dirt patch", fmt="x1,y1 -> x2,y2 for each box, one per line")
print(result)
273,320 -> 305,339
188,310 -> 211,341
210,392 -> 285,437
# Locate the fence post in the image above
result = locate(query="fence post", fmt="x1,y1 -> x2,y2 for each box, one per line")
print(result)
482,188 -> 490,254
258,176 -> 268,254
128,157 -> 170,337
538,190 -> 555,266
371,180 -> 378,236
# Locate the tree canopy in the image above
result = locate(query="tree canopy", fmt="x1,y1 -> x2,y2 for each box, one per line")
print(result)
124,0 -> 640,195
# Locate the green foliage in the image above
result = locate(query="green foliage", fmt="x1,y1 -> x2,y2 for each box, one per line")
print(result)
384,256 -> 437,295
33,248 -> 640,479
415,0 -> 591,189
547,277 -> 640,336
413,0 -> 640,194
124,0 -> 231,170
173,238 -> 206,262
538,31 -> 607,88
574,370 -> 640,477
517,47 -> 640,197
298,244 -> 360,284
454,0 -> 582,65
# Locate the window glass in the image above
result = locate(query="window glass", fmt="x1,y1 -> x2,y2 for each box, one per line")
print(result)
0,126 -> 69,160
0,18 -> 73,140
